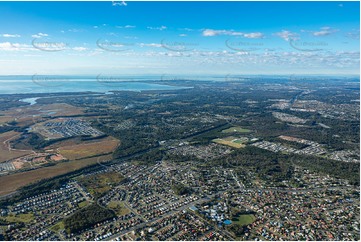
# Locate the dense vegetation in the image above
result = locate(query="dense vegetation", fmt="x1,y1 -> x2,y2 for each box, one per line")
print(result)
171,183 -> 191,195
63,204 -> 115,233
213,146 -> 359,185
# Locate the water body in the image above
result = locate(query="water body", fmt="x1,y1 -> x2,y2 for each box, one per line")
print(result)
19,97 -> 40,105
0,76 -> 190,95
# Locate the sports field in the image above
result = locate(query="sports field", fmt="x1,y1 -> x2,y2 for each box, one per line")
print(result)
232,214 -> 256,226
213,136 -> 247,148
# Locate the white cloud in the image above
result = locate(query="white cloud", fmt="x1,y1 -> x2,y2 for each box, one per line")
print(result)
0,42 -> 32,51
0,42 -> 15,50
202,29 -> 264,39
73,47 -> 87,51
31,33 -> 48,38
243,32 -> 264,39
116,25 -> 136,29
179,34 -> 187,37
274,30 -> 299,41
2,34 -> 21,38
202,29 -> 243,37
112,1 -> 127,6
147,26 -> 167,31
68,28 -> 84,33
346,29 -> 360,40
311,27 -> 338,36
179,28 -> 195,32
139,43 -> 162,48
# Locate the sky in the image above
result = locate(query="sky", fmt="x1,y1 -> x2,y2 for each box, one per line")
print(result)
0,1 -> 359,76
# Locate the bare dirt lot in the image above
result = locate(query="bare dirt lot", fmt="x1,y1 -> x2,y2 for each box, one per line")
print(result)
0,131 -> 33,163
0,154 -> 113,196
56,136 -> 119,160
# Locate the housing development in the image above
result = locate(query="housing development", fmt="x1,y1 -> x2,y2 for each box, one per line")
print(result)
0,77 -> 359,241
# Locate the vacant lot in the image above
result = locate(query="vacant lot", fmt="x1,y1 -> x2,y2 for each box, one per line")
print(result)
58,137 -> 119,160
50,221 -> 65,233
0,131 -> 33,163
0,154 -> 113,196
78,171 -> 124,199
222,126 -> 251,133
4,213 -> 34,223
107,201 -> 130,216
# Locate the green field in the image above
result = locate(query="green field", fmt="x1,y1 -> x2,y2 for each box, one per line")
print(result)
213,136 -> 247,148
222,126 -> 251,133
50,221 -> 65,233
107,201 -> 130,216
233,139 -> 244,144
232,214 -> 256,226
78,200 -> 90,208
5,213 -> 34,223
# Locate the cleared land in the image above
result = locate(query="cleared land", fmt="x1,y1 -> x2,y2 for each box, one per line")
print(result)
213,136 -> 246,148
0,131 -> 33,163
0,116 -> 14,125
222,126 -> 251,133
57,137 -> 119,160
0,154 -> 113,196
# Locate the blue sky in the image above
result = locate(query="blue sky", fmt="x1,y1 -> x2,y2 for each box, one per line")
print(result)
0,1 -> 359,75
